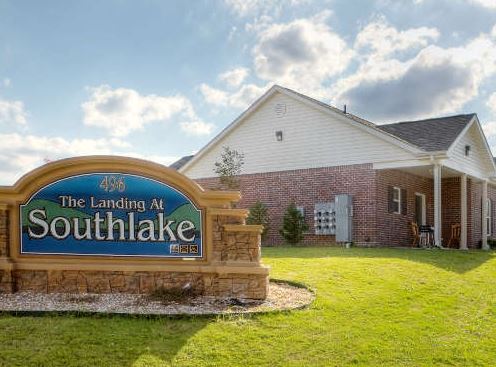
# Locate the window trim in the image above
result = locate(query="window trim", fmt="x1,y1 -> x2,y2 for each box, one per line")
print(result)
392,186 -> 401,214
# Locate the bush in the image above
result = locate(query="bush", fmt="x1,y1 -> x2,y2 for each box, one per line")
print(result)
213,146 -> 245,189
279,203 -> 308,245
246,201 -> 270,240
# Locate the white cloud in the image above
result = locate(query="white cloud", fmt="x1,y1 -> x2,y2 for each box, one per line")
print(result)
482,121 -> 496,139
0,99 -> 28,125
82,85 -> 213,137
245,15 -> 274,33
470,0 -> 496,9
332,30 -> 496,122
180,120 -> 215,136
224,0 -> 309,17
200,84 -> 229,106
0,134 -> 130,184
487,92 -> 496,115
219,67 -> 250,87
0,132 -> 184,185
2,78 -> 10,88
200,83 -> 267,109
252,11 -> 352,97
117,152 -> 180,167
354,17 -> 439,60
201,13 -> 495,124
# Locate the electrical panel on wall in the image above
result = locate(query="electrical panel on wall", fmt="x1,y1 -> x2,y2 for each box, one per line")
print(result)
314,202 -> 336,235
335,194 -> 353,243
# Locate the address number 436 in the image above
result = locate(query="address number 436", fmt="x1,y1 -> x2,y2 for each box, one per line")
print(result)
99,176 -> 126,192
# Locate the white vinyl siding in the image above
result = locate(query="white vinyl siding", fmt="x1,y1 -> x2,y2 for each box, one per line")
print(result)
183,92 -> 417,179
448,123 -> 495,179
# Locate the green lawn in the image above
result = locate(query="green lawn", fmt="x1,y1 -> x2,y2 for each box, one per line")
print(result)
1,247 -> 495,366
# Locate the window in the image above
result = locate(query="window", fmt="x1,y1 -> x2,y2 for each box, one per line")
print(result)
392,187 -> 401,214
486,198 -> 492,236
388,186 -> 406,215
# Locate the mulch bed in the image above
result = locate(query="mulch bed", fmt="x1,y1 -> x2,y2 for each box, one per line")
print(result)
0,280 -> 314,316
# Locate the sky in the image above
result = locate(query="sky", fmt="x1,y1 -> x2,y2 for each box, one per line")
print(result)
1,0 -> 496,185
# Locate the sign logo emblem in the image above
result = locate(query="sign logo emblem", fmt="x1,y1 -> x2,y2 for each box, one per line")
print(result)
20,173 -> 203,257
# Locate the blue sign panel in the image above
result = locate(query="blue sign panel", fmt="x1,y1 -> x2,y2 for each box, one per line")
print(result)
20,173 -> 203,258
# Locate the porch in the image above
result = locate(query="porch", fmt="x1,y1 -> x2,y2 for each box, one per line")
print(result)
375,164 -> 494,249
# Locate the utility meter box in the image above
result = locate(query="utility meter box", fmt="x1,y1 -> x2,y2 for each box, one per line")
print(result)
314,202 -> 336,235
335,194 -> 353,242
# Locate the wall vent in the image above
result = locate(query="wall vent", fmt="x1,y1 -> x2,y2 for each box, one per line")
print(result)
274,103 -> 286,117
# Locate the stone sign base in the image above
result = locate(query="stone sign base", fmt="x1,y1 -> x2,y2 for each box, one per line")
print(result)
3,270 -> 267,300
0,157 -> 270,300
0,205 -> 269,300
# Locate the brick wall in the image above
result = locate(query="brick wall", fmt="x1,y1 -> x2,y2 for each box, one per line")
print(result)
195,166 -> 494,248
490,184 -> 496,241
375,170 -> 434,247
196,164 -> 378,246
469,179 -> 482,248
469,180 -> 496,248
442,177 -> 460,246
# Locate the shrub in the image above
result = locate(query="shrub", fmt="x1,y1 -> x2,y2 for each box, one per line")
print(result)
279,203 -> 308,245
246,201 -> 270,240
213,146 -> 245,190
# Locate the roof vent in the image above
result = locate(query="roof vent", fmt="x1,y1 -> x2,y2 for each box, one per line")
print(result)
274,103 -> 286,117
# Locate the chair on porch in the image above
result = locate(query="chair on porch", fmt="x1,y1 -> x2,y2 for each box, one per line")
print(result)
410,222 -> 420,247
448,223 -> 461,248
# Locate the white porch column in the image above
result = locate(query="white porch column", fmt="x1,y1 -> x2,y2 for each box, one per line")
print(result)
482,179 -> 489,250
434,164 -> 442,247
460,174 -> 468,250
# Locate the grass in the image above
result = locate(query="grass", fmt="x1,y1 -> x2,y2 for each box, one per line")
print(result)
0,247 -> 495,366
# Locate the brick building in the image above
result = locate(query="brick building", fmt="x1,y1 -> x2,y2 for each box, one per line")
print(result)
172,85 -> 496,248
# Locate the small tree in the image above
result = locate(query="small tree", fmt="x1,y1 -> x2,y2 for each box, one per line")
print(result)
246,201 -> 270,240
279,203 -> 308,245
213,146 -> 245,189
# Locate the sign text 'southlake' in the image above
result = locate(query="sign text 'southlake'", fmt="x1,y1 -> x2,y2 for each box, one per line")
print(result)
20,173 -> 203,257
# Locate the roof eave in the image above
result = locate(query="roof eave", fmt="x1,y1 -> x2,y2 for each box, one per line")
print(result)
180,85 -> 439,172
279,88 -> 424,155
446,115 -> 496,175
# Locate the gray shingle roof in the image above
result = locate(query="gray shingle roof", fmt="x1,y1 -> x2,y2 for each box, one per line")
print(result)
169,155 -> 194,170
377,114 -> 475,151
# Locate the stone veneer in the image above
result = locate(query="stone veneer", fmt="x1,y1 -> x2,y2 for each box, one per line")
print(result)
0,207 -> 268,299
0,157 -> 270,300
